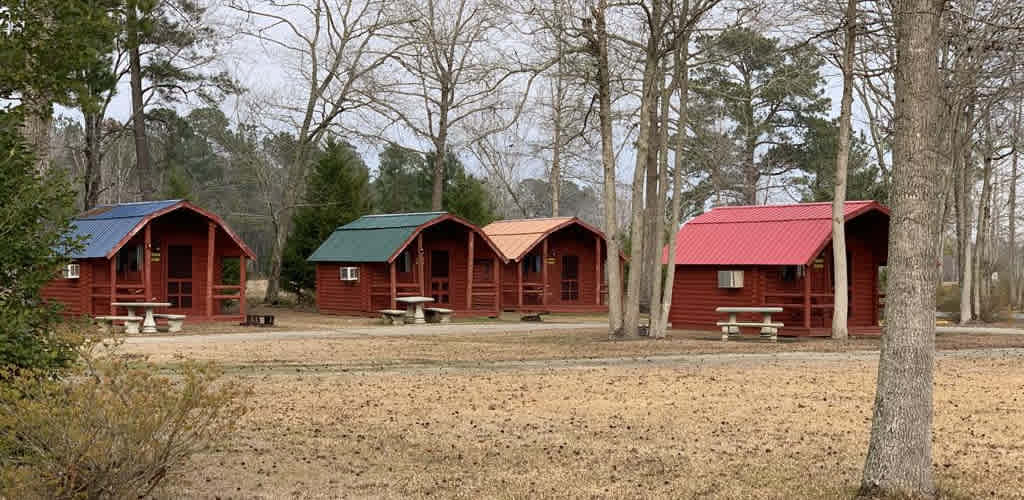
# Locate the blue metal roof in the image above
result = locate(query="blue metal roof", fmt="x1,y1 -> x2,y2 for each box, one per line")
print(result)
69,200 -> 183,259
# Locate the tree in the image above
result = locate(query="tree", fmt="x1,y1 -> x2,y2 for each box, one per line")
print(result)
0,111 -> 81,376
860,0 -> 946,494
431,151 -> 497,226
782,119 -> 886,203
693,27 -> 830,204
374,144 -> 430,213
0,0 -> 120,171
283,140 -> 372,296
830,0 -> 858,340
230,0 -> 402,303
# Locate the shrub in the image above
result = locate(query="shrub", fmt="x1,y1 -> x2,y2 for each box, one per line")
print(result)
0,341 -> 250,499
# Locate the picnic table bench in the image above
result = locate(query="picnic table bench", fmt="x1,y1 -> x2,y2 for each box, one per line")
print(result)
153,313 -> 186,333
379,309 -> 408,325
424,307 -> 453,324
715,306 -> 784,342
95,316 -> 142,335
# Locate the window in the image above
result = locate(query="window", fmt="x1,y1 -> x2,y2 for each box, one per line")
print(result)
396,250 -> 413,273
780,266 -> 802,282
116,244 -> 142,273
431,250 -> 449,277
560,255 -> 579,301
522,254 -> 542,275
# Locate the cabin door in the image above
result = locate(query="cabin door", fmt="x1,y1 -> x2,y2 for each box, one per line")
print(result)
429,250 -> 451,304
166,245 -> 193,311
560,255 -> 580,303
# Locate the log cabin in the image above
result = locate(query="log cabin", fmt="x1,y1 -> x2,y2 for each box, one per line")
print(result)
663,201 -> 890,336
309,212 -> 507,317
41,200 -> 255,321
482,217 -> 620,313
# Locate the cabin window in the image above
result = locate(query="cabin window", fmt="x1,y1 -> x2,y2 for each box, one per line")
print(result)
780,266 -> 803,282
116,244 -> 142,273
473,259 -> 493,282
522,254 -> 542,275
396,250 -> 413,273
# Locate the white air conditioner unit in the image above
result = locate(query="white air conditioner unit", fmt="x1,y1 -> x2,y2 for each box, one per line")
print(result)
339,266 -> 359,281
63,263 -> 80,279
717,270 -> 743,288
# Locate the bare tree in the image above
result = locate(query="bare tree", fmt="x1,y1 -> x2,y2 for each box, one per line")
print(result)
860,0 -> 946,495
831,0 -> 858,339
230,0 -> 405,302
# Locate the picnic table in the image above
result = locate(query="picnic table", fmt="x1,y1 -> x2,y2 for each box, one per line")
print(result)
715,306 -> 784,342
395,296 -> 435,324
112,302 -> 172,334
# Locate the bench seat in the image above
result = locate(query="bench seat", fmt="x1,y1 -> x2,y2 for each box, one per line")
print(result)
153,313 -> 187,333
716,321 -> 785,342
94,315 -> 143,335
424,307 -> 453,324
379,309 -> 408,326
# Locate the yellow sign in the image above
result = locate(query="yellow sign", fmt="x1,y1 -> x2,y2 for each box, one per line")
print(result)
546,258 -> 556,265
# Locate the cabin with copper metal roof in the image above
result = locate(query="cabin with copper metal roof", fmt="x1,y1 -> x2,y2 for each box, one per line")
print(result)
663,201 -> 890,336
482,217 -> 621,313
308,212 -> 506,317
42,200 -> 255,321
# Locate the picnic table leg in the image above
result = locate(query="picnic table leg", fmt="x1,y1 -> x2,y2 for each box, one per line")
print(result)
722,312 -> 737,341
762,312 -> 778,342
142,306 -> 158,334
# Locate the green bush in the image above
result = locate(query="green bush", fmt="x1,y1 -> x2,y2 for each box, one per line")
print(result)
0,340 -> 250,499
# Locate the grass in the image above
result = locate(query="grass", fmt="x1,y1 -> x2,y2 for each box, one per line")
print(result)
121,324 -> 1024,499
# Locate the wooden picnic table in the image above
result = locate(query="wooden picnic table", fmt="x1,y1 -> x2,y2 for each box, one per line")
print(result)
112,302 -> 172,334
395,296 -> 435,324
715,306 -> 784,342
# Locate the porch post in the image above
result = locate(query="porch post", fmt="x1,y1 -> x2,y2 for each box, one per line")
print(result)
239,255 -> 247,318
493,256 -> 500,312
542,239 -> 549,306
516,258 -> 523,307
803,264 -> 811,330
466,232 -> 474,311
109,258 -> 116,315
595,236 -> 602,305
144,224 -> 152,300
206,222 -> 215,318
389,260 -> 397,309
417,233 -> 425,295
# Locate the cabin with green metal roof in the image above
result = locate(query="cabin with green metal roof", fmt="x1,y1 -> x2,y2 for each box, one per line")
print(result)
309,212 -> 507,317
41,200 -> 255,322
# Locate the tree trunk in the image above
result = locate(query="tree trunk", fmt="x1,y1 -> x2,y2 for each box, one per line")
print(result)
127,6 -> 154,200
859,0 -> 944,495
831,0 -> 857,340
83,111 -> 103,209
648,64 -> 670,337
551,66 -> 565,217
641,84 -> 661,312
21,96 -> 52,172
654,28 -> 690,339
1011,100 -> 1020,309
957,102 -> 975,324
588,0 -> 623,336
974,112 -> 993,319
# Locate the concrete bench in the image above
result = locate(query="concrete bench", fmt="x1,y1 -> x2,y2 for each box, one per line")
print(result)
520,311 -> 550,322
716,306 -> 784,342
424,307 -> 454,324
95,315 -> 143,335
153,313 -> 186,333
379,309 -> 408,326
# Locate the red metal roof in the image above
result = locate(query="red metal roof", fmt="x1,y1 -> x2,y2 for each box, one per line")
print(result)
663,201 -> 889,266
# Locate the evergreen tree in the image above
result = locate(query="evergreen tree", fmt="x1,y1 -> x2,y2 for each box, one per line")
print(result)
282,140 -> 372,296
428,151 -> 496,226
0,111 -> 82,377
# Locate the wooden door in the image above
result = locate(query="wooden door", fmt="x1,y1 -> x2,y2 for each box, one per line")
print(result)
560,255 -> 580,302
166,245 -> 193,311
429,250 -> 451,304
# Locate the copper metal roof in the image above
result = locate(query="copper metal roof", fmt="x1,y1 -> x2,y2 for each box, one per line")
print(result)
483,217 -> 596,261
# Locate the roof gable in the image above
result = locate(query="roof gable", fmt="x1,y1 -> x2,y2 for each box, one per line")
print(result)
664,201 -> 889,266
308,212 -> 447,263
69,200 -> 254,259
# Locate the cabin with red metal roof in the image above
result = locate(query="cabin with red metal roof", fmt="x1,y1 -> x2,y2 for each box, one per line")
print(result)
482,217 -> 620,313
42,200 -> 255,321
663,201 -> 890,336
308,212 -> 506,317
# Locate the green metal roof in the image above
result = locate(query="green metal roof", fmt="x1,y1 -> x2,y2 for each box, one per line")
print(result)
307,212 -> 446,263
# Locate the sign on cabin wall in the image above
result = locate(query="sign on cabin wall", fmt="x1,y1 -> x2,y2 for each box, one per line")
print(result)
546,258 -> 556,265
152,251 -> 161,263
813,258 -> 824,269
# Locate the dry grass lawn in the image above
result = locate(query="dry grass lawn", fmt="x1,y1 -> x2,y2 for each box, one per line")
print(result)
137,328 -> 1024,499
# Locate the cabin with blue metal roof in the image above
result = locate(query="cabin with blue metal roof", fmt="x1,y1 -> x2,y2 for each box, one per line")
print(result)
42,200 -> 256,321
308,212 -> 506,317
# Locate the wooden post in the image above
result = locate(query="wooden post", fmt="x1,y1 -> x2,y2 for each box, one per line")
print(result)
417,233 -> 425,295
803,264 -> 812,330
239,255 -> 247,318
206,222 -> 215,318
389,260 -> 397,309
493,256 -> 500,313
542,239 -> 549,305
143,224 -> 152,300
466,232 -> 474,311
517,258 -> 523,308
109,257 -> 116,315
595,236 -> 602,305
